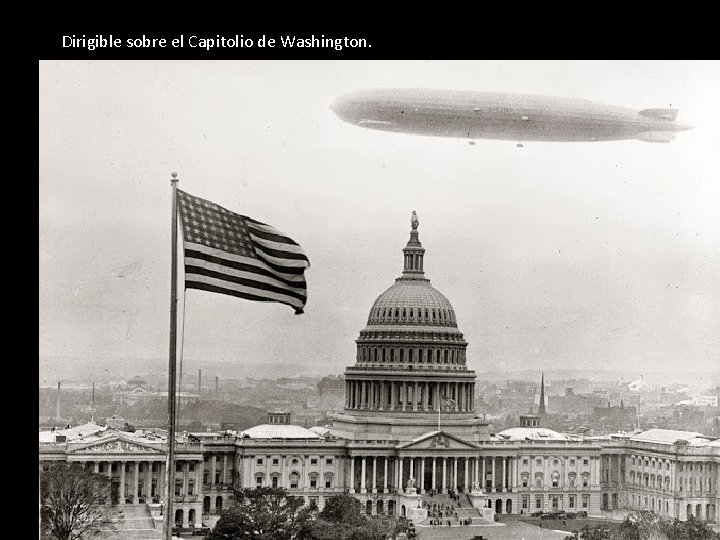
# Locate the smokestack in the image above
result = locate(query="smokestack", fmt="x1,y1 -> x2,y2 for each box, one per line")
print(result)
56,382 -> 61,424
215,376 -> 219,395
197,369 -> 201,394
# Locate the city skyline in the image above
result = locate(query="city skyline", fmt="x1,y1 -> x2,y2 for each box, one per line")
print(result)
40,60 -> 720,379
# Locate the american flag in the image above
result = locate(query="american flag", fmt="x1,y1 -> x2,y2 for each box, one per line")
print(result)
440,396 -> 456,409
176,189 -> 310,314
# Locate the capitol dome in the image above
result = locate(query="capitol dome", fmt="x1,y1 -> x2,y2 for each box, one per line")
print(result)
342,212 -> 477,424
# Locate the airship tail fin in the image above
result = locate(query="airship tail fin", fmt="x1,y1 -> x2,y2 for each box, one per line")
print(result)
636,131 -> 675,143
639,108 -> 679,121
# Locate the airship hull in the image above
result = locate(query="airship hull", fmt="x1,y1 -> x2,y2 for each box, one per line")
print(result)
330,89 -> 693,143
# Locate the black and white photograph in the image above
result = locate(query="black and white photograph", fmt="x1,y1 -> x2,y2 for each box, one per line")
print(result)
39,60 -> 720,540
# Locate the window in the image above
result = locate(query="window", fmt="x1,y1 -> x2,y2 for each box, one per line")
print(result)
582,495 -> 590,509
570,459 -> 575,466
309,497 -> 318,508
272,458 -> 279,466
583,459 -> 589,466
256,475 -> 263,487
523,459 -> 529,466
291,458 -> 299,465
536,478 -> 542,488
203,472 -> 209,485
552,473 -> 559,488
290,473 -> 299,489
257,458 -> 264,465
189,463 -> 195,472
522,496 -> 529,509
582,476 -> 589,488
535,495 -> 543,509
553,459 -> 559,466
326,458 -> 333,465
569,495 -> 575,509
175,479 -> 183,496
175,463 -> 182,472
271,475 -> 279,488
536,459 -> 542,466
522,475 -> 529,488
310,474 -> 318,488
325,474 -> 333,488
188,480 -> 194,496
311,458 -> 318,465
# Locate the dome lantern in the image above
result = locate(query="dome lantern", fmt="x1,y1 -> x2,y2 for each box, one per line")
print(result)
402,211 -> 426,278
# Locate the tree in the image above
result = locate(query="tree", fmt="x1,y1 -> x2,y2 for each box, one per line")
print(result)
208,487 -> 313,540
40,462 -> 120,540
317,494 -> 365,526
301,495 -> 404,540
659,515 -> 720,540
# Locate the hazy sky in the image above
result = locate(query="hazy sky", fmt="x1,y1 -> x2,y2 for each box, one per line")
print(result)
39,60 -> 720,380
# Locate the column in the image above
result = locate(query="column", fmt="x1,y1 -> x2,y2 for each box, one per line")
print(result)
133,461 -> 139,503
195,460 -> 202,496
379,382 -> 385,411
435,383 -> 440,411
432,458 -> 437,491
390,382 -> 396,410
409,457 -> 414,482
223,454 -> 228,485
145,461 -> 151,500
210,455 -> 217,488
453,457 -> 458,490
399,458 -> 404,490
361,381 -> 367,409
349,457 -> 355,492
119,462 -> 126,504
93,461 -> 100,473
454,382 -> 459,411
360,457 -> 367,493
464,458 -> 469,491
159,463 -> 166,502
107,461 -> 113,479
481,458 -> 486,490
345,381 -> 350,408
420,458 -> 425,494
442,457 -> 447,492
372,457 -> 377,493
413,382 -> 418,411
490,457 -> 495,491
183,462 -> 189,496
401,382 -> 406,411
474,457 -> 479,490
502,457 -> 507,492
383,457 -> 389,491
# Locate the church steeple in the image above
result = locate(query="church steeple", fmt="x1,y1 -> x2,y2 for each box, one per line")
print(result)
401,211 -> 426,279
538,372 -> 546,415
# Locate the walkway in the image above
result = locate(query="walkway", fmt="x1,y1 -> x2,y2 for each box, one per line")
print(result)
416,520 -> 570,540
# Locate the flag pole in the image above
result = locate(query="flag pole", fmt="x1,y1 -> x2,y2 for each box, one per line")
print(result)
164,172 -> 179,540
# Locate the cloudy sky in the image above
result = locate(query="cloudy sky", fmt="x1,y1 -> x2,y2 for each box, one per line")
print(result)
39,60 -> 720,380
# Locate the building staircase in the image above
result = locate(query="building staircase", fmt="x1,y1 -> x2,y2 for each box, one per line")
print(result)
420,492 -> 488,525
103,504 -> 162,539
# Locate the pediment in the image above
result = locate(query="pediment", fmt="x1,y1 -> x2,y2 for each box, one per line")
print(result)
399,431 -> 478,451
71,435 -> 163,454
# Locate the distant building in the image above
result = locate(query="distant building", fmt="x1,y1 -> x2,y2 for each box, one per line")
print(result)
113,375 -> 199,406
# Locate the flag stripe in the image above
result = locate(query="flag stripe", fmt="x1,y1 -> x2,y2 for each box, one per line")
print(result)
249,234 -> 309,255
246,223 -> 302,247
185,257 -> 306,294
253,243 -> 311,264
186,274 -> 305,309
184,244 -> 307,283
185,264 -> 307,302
186,281 -> 304,310
245,218 -> 300,241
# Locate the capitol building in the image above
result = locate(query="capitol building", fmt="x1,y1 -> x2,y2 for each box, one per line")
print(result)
39,214 -> 720,530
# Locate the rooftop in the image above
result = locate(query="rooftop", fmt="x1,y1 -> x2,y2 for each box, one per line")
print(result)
240,424 -> 322,439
